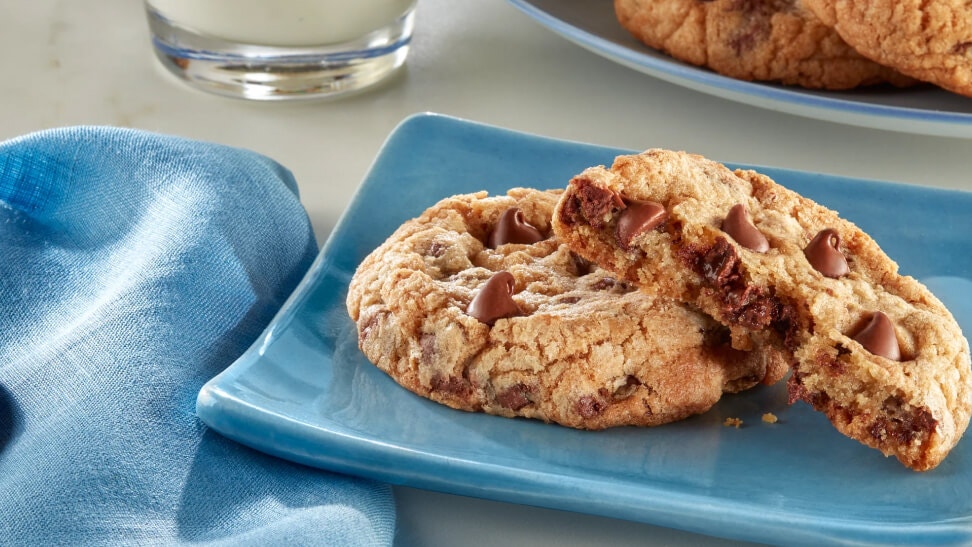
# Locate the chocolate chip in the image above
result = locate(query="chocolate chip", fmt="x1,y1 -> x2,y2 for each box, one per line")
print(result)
420,333 -> 436,364
591,277 -> 631,292
722,204 -> 769,253
487,207 -> 545,248
466,271 -> 521,326
427,240 -> 447,258
496,383 -> 533,410
725,0 -> 773,53
574,395 -> 607,418
616,200 -> 667,250
852,312 -> 901,361
592,277 -> 618,290
360,312 -> 382,339
804,229 -> 849,278
430,375 -> 472,397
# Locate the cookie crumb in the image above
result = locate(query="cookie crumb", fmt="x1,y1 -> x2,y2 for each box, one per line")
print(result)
723,417 -> 743,428
762,412 -> 778,424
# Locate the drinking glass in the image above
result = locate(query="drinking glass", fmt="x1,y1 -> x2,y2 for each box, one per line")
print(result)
144,0 -> 417,100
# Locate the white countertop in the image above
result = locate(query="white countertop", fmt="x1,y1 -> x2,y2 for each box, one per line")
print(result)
4,1 -> 970,545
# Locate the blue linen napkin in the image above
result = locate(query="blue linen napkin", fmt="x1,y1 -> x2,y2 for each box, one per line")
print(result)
0,127 -> 395,545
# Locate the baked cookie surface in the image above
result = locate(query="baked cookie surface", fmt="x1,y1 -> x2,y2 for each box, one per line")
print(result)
346,188 -> 784,430
552,150 -> 972,470
613,0 -> 913,89
803,0 -> 972,96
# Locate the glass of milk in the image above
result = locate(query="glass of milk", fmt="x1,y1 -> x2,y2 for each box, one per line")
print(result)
144,0 -> 417,100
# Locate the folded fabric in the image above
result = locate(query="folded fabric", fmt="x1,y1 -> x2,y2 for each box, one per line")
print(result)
0,127 -> 395,545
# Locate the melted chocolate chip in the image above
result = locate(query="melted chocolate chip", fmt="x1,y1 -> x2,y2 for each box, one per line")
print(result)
575,395 -> 607,419
430,375 -> 472,397
722,204 -> 769,253
496,383 -> 533,410
852,312 -> 901,361
487,207 -> 545,248
591,277 -> 631,292
869,409 -> 937,445
681,238 -> 798,347
592,277 -> 617,290
359,310 -> 390,344
466,271 -> 521,326
560,177 -> 625,229
616,200 -> 667,250
694,238 -> 742,287
427,240 -> 447,258
804,229 -> 849,278
787,373 -> 832,409
815,349 -> 847,375
725,0 -> 773,54
420,333 -> 436,364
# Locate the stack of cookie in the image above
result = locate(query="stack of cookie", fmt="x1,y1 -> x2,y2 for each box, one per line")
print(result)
347,151 -> 971,471
615,0 -> 972,96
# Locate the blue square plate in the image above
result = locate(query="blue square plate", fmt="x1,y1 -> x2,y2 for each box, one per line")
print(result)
197,113 -> 972,546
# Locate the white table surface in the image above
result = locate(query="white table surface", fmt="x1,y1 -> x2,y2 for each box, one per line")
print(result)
4,1 -> 971,545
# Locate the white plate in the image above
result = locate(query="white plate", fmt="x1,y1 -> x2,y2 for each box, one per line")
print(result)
507,0 -> 972,138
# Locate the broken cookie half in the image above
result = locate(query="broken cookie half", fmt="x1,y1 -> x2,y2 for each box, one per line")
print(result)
552,149 -> 971,471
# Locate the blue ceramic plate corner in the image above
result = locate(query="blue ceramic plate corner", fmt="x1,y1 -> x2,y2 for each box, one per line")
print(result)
197,113 -> 972,546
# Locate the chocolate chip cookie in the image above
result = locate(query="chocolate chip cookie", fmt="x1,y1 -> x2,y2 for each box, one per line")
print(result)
553,150 -> 972,470
346,188 -> 785,430
803,0 -> 972,96
614,0 -> 914,89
